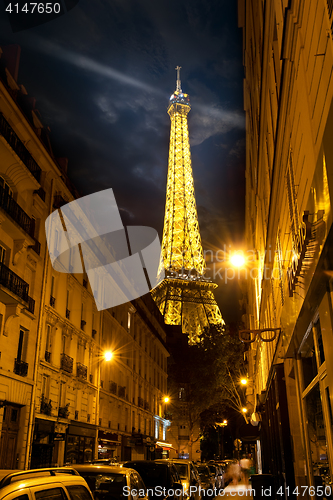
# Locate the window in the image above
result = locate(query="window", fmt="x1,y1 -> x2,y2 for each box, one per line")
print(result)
0,245 -> 6,264
17,328 -> 26,362
66,485 -> 92,500
35,487 -> 67,500
0,176 -> 13,197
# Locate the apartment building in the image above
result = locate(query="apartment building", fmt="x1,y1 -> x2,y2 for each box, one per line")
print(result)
239,0 -> 333,491
0,45 -> 170,469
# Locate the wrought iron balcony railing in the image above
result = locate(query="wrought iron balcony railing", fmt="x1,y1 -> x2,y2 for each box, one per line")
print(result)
58,404 -> 70,419
0,184 -> 34,237
40,394 -> 52,415
144,401 -> 150,411
138,396 -> 144,408
27,296 -> 35,314
77,362 -> 87,380
0,262 -> 30,302
50,296 -> 55,307
109,381 -> 117,394
34,187 -> 46,202
66,308 -> 70,319
14,358 -> 28,377
60,353 -> 73,374
28,238 -> 41,255
118,386 -> 126,398
0,113 -> 42,183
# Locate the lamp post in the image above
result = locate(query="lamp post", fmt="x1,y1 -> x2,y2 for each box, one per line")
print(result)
96,349 -> 113,459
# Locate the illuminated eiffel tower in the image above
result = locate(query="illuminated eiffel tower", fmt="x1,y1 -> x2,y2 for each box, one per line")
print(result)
152,67 -> 224,344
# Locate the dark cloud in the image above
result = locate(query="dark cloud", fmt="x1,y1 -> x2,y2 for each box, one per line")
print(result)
0,0 -> 245,323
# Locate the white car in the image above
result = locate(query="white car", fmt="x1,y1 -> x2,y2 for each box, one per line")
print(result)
0,468 -> 94,500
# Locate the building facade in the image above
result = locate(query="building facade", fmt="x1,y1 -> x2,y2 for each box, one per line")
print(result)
0,45 -> 170,469
239,0 -> 333,492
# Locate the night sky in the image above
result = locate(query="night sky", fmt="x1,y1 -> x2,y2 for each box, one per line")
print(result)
0,0 -> 246,324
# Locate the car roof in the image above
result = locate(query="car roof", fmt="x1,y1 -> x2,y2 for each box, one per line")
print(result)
0,472 -> 88,500
70,465 -> 133,474
0,468 -> 80,488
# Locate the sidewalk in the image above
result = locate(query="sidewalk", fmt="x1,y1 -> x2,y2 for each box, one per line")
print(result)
216,483 -> 254,498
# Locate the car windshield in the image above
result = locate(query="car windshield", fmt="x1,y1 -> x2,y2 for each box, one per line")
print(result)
127,464 -> 167,488
79,472 -> 126,497
173,464 -> 188,479
197,466 -> 209,477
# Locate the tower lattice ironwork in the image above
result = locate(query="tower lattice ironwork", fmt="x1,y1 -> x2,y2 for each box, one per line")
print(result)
152,67 -> 224,344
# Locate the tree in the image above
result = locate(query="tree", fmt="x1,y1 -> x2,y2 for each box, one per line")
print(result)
166,323 -> 247,458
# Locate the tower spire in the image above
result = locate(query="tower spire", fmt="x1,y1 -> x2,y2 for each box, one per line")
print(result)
152,71 -> 224,344
175,65 -> 182,92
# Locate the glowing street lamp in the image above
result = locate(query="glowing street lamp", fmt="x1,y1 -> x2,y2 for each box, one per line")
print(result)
242,407 -> 248,414
163,396 -> 170,403
230,252 -> 245,268
104,350 -> 113,362
240,378 -> 248,386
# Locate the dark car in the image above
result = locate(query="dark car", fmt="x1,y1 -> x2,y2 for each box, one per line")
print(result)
206,464 -> 224,489
195,465 -> 215,491
123,460 -> 183,500
71,464 -> 148,500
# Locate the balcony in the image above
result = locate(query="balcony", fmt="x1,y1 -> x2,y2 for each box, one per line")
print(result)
138,396 -> 144,408
53,194 -> 67,209
0,262 -> 31,304
144,401 -> 150,411
77,362 -> 87,380
118,386 -> 126,399
14,358 -> 28,377
40,394 -> 52,416
28,238 -> 41,256
0,184 -> 34,237
58,404 -> 69,419
66,308 -> 70,319
27,296 -> 35,314
0,113 -> 42,183
109,381 -> 117,394
45,351 -> 51,363
60,353 -> 73,374
50,296 -> 55,307
34,187 -> 46,202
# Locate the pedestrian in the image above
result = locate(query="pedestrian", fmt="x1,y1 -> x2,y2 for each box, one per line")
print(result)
239,454 -> 251,486
227,461 -> 241,485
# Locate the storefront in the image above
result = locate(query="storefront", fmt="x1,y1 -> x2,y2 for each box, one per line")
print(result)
65,421 -> 96,464
98,430 -> 121,460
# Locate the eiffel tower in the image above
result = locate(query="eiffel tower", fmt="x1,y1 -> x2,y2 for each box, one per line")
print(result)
152,67 -> 224,344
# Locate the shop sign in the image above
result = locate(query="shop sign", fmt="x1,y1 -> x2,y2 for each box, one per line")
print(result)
53,432 -> 66,441
287,212 -> 312,297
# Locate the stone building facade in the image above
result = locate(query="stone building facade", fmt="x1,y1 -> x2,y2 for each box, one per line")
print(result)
239,0 -> 333,491
0,45 -> 170,469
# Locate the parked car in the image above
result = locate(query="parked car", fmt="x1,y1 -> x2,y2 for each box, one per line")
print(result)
85,459 -> 120,466
206,464 -> 224,489
155,460 -> 201,500
71,464 -> 148,500
195,465 -> 215,491
0,467 -> 93,500
123,461 -> 183,500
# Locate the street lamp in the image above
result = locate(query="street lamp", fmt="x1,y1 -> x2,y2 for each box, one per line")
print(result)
230,252 -> 245,268
104,351 -> 113,362
240,378 -> 248,386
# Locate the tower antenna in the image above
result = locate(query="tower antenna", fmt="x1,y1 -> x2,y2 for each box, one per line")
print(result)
175,65 -> 182,92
